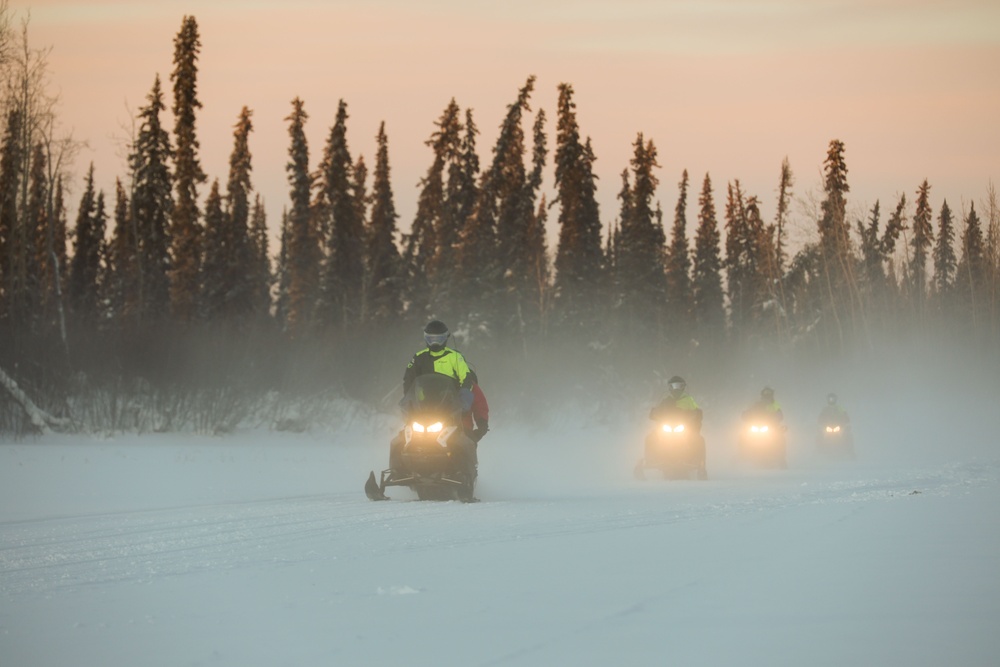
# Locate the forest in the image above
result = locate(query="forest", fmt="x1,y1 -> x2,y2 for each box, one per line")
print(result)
1,10 -> 998,436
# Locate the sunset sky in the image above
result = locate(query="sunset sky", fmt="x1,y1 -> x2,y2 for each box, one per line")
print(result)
15,0 -> 1000,248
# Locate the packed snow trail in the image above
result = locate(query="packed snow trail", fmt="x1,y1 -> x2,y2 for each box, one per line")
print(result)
1,434 -> 999,667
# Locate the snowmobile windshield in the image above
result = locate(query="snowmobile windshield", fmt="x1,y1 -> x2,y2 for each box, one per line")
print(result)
405,373 -> 462,418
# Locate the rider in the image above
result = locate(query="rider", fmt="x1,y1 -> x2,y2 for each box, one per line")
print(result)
402,319 -> 473,402
392,320 -> 476,471
744,386 -> 783,424
818,392 -> 850,428
650,375 -> 703,430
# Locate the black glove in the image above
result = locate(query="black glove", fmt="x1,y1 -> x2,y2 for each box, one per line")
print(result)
472,422 -> 488,442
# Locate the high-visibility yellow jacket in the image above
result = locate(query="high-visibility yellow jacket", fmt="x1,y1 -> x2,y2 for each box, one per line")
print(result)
403,346 -> 471,396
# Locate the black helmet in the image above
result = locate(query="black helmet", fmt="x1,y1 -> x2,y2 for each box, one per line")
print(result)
668,375 -> 686,396
761,386 -> 774,400
827,392 -> 838,405
423,320 -> 449,352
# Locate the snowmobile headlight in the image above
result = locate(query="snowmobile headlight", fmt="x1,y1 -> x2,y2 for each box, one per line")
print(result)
661,423 -> 685,433
412,421 -> 425,433
825,425 -> 841,433
427,422 -> 444,433
751,425 -> 769,433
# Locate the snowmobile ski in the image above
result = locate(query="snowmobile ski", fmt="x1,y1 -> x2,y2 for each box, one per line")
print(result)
365,470 -> 389,501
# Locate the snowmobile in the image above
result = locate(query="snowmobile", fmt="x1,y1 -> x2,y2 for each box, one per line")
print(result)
816,421 -> 856,461
634,408 -> 707,481
365,373 -> 478,502
737,418 -> 788,469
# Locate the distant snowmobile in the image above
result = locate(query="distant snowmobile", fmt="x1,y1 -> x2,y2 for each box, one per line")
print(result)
365,373 -> 478,502
816,421 -> 856,461
634,406 -> 707,481
737,419 -> 788,469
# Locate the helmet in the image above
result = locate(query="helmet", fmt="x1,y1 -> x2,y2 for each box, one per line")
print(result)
827,392 -> 838,405
668,375 -> 686,397
761,386 -> 774,400
423,320 -> 449,352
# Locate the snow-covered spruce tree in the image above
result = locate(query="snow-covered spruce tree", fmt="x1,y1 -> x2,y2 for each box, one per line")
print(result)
168,15 -> 205,323
665,169 -> 693,342
365,121 -> 403,327
282,97 -> 319,339
552,83 -> 604,338
315,100 -> 364,332
691,172 -> 725,342
129,75 -> 173,326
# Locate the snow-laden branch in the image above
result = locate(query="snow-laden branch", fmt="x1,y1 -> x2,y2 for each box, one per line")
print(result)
0,365 -> 71,433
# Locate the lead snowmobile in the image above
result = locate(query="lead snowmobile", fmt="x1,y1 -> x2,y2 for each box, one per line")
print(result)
365,373 -> 478,502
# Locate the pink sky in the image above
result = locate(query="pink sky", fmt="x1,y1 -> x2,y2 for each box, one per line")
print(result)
15,0 -> 1000,249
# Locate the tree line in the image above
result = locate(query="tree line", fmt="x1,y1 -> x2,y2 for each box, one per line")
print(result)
1,10 -> 998,433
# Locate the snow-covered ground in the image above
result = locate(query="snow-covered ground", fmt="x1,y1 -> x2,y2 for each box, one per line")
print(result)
2,404 -> 999,667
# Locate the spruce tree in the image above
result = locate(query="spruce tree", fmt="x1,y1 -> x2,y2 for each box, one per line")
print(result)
316,100 -> 364,330
366,121 -> 402,326
0,109 -> 23,321
910,179 -> 934,315
199,180 -> 226,321
108,178 -> 139,326
422,99 -> 462,304
815,140 -> 858,349
129,75 -> 173,324
68,166 -> 105,329
24,143 -> 47,330
222,106 -> 256,323
487,76 -> 539,339
168,15 -> 206,322
617,134 -> 666,335
724,181 -> 751,337
956,202 -> 986,326
692,173 -> 725,339
248,195 -> 272,321
665,169 -> 693,339
283,98 -> 319,338
933,199 -> 956,298
552,83 -> 603,335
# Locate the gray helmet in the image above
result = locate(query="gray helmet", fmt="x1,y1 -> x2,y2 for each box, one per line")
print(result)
668,376 -> 687,397
423,320 -> 449,352
761,386 -> 775,400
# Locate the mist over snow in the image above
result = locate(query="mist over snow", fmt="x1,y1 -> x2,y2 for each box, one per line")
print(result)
2,343 -> 1000,667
